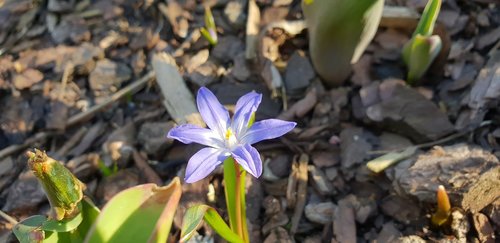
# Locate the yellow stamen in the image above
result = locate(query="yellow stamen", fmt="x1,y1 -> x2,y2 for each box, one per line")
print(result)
225,128 -> 233,140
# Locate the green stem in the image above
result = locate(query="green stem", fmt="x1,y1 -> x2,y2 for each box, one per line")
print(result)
234,162 -> 243,238
239,169 -> 249,243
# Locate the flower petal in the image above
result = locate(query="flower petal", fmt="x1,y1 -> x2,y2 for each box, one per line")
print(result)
197,87 -> 230,138
232,91 -> 262,137
241,119 -> 296,144
231,144 -> 262,178
167,124 -> 224,148
185,147 -> 227,183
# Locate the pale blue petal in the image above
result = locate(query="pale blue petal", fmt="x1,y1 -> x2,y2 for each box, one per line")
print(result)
231,91 -> 262,137
167,124 -> 224,148
231,144 -> 262,178
241,119 -> 296,145
185,147 -> 227,183
197,87 -> 230,138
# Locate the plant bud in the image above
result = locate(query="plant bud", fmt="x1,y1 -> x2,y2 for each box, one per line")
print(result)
27,149 -> 84,221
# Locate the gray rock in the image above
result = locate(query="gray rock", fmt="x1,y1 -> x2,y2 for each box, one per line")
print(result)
340,127 -> 373,170
284,51 -> 315,94
137,122 -> 175,156
224,1 -> 247,30
305,202 -> 337,224
2,170 -> 46,213
396,144 -> 499,206
365,79 -> 454,142
212,36 -> 244,63
89,59 -> 132,100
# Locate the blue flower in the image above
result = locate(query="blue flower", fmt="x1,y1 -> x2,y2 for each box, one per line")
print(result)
168,87 -> 296,183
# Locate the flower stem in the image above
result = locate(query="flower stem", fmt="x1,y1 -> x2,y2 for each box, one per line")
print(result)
223,157 -> 249,243
234,161 -> 243,238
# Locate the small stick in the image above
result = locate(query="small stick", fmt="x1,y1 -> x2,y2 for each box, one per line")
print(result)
55,127 -> 88,157
132,150 -> 163,185
0,71 -> 155,161
0,209 -> 18,225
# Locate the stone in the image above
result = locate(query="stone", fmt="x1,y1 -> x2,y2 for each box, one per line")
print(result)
188,62 -> 218,86
212,35 -> 244,63
365,79 -> 455,142
50,16 -> 90,44
137,121 -> 175,156
230,52 -> 251,81
13,68 -> 43,89
305,202 -> 337,224
375,222 -> 401,243
89,59 -> 132,99
396,144 -> 499,208
380,194 -> 421,224
284,51 -> 315,94
224,1 -> 246,30
311,151 -> 339,168
340,127 -> 373,169
2,170 -> 46,213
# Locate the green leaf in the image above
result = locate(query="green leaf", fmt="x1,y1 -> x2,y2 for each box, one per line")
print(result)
180,205 -> 244,243
84,178 -> 182,243
13,215 -> 46,243
302,0 -> 385,86
200,27 -> 217,46
406,34 -> 442,84
75,197 -> 100,236
42,206 -> 83,232
366,146 -> 417,173
414,0 -> 442,37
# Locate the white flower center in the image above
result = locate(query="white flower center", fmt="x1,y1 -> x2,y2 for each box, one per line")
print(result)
224,128 -> 238,150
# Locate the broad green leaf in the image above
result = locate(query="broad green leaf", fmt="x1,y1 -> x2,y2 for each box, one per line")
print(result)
13,215 -> 46,243
366,146 -> 417,173
84,178 -> 182,243
180,204 -> 243,243
75,197 -> 100,237
302,0 -> 384,87
414,0 -> 442,37
406,34 -> 442,84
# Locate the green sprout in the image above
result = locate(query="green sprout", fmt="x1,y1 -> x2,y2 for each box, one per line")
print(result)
302,0 -> 385,87
14,149 -> 182,243
200,6 -> 218,46
402,0 -> 442,84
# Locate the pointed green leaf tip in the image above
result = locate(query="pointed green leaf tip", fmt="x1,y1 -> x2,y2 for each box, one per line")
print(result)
84,178 -> 182,243
403,0 -> 442,84
181,204 -> 244,243
27,149 -> 85,221
404,34 -> 442,84
413,0 -> 442,37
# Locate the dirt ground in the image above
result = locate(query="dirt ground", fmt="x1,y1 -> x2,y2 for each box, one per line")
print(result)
0,0 -> 499,242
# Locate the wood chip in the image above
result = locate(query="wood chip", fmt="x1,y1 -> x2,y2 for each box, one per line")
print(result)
152,52 -> 204,127
289,154 -> 308,235
245,0 -> 260,60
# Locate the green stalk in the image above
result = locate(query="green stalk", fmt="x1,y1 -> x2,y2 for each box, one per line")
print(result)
233,162 -> 243,238
239,168 -> 249,242
223,157 -> 238,234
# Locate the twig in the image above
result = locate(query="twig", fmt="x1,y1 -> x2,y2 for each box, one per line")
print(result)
290,154 -> 309,235
0,209 -> 18,225
67,70 -> 155,126
55,126 -> 88,157
0,71 -> 156,160
132,150 -> 163,185
368,121 -> 492,155
58,62 -> 74,101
